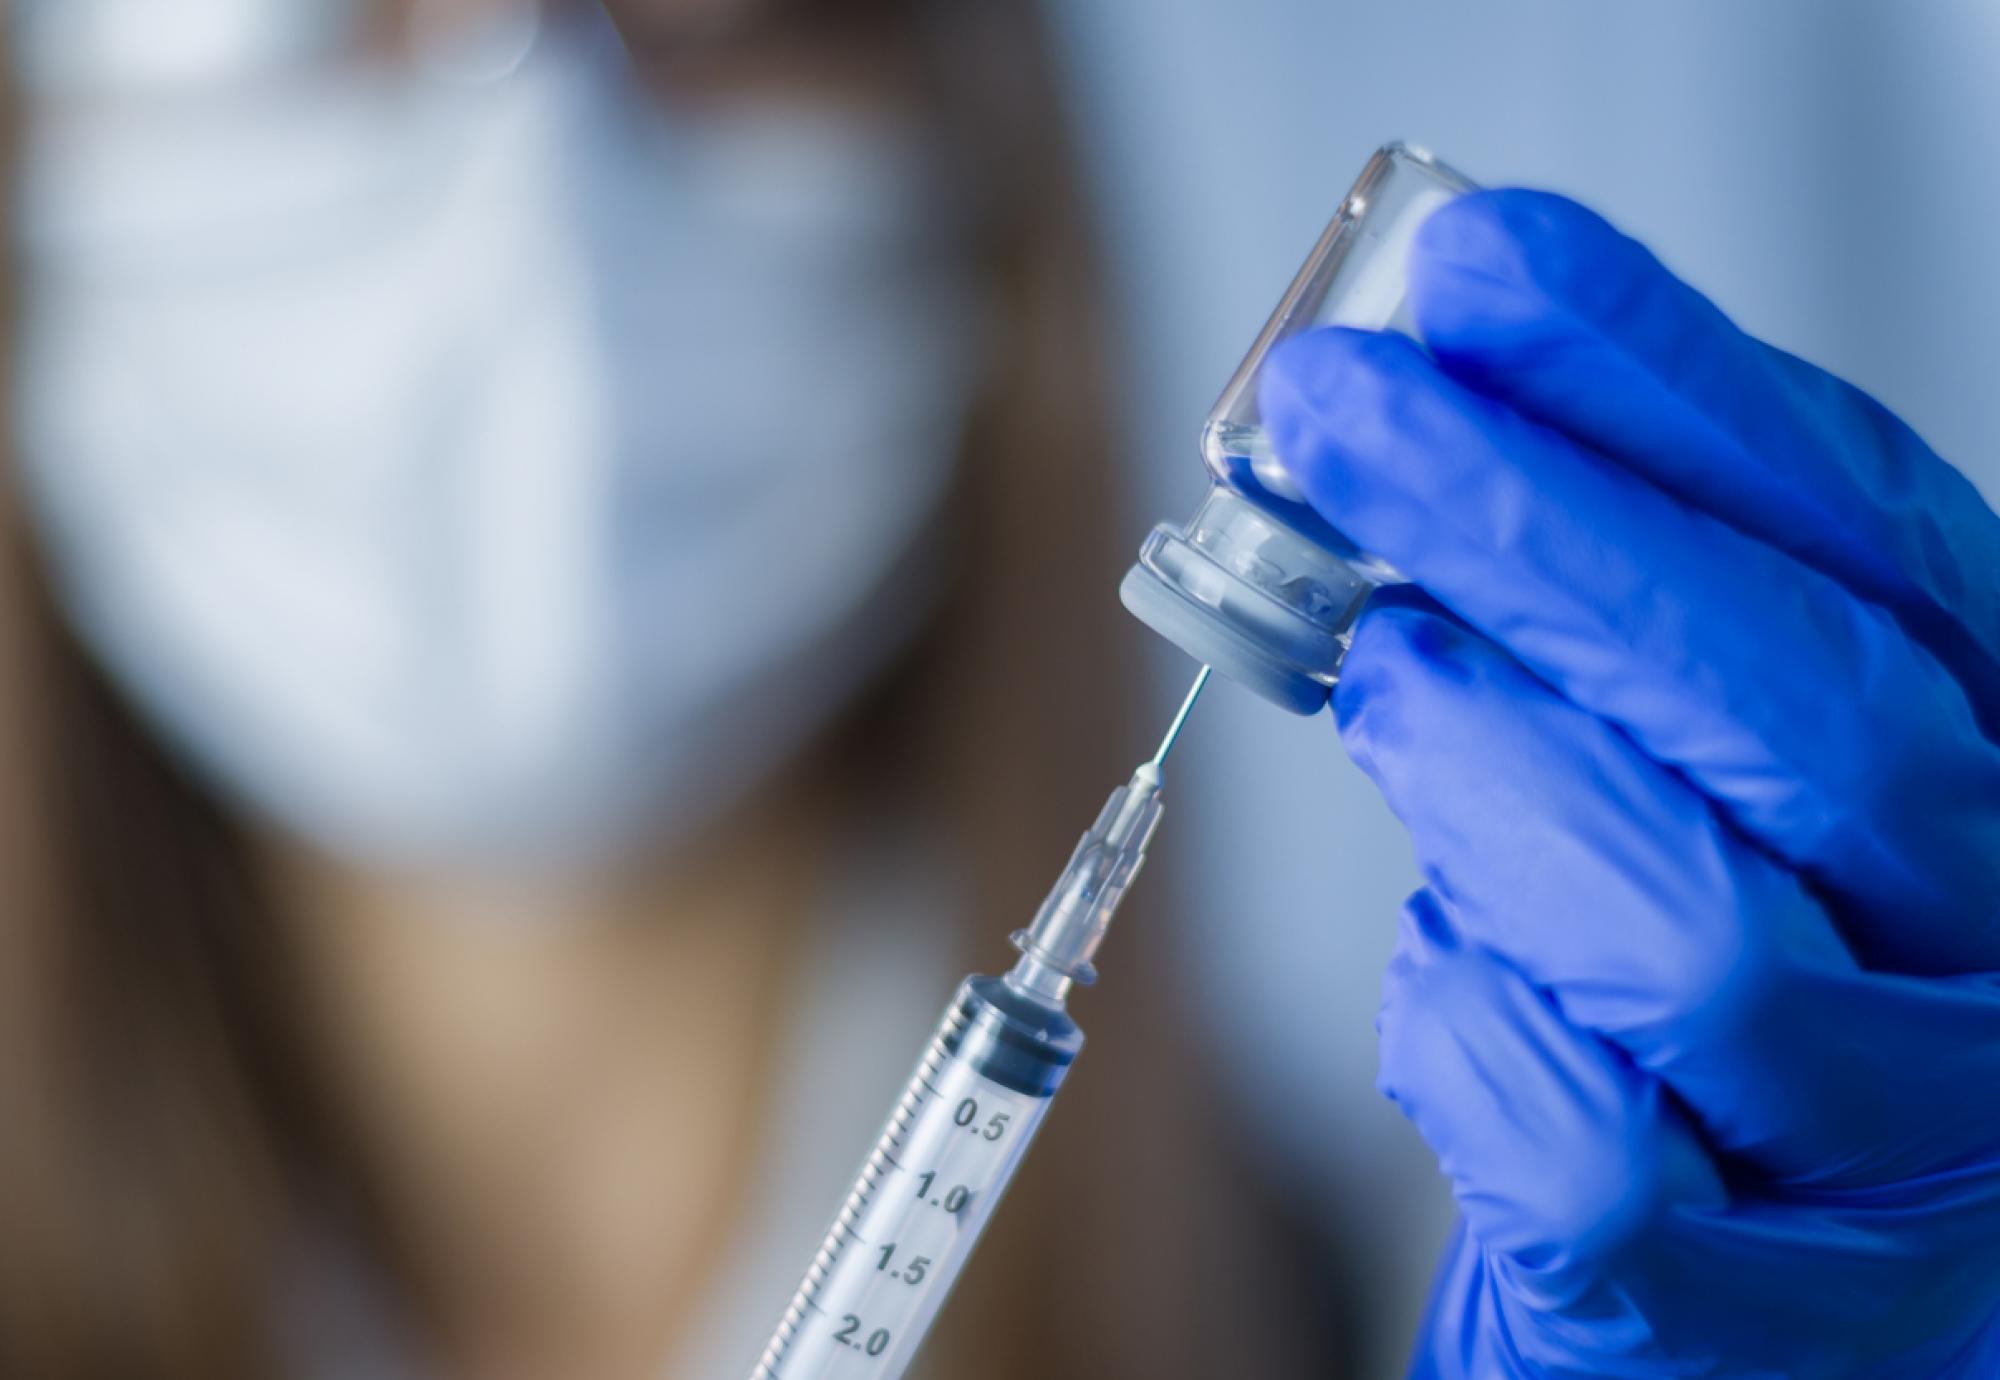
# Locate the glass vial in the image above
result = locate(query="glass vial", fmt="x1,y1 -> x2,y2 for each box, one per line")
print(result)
1120,142 -> 1476,714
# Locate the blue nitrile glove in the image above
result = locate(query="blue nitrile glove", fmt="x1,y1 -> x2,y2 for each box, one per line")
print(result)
1259,189 -> 2000,1378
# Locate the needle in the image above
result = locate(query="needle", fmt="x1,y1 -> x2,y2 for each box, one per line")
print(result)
1148,664 -> 1213,772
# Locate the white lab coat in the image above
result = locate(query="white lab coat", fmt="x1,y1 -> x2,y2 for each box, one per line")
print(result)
1048,3 -> 2000,1373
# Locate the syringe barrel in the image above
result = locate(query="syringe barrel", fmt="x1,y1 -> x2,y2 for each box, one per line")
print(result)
749,975 -> 1081,1379
754,744 -> 1185,1376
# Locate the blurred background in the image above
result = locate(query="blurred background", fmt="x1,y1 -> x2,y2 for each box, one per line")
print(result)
4,1 -> 1999,1378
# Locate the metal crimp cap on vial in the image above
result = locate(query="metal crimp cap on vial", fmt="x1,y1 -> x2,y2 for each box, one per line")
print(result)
1120,488 -> 1377,715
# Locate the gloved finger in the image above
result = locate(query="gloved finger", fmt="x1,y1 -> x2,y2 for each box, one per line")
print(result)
1391,908 -> 2000,1380
1344,591 -> 2000,1187
1631,1173 -> 2000,1379
1376,886 -> 1726,1305
1412,1133 -> 2000,1380
1262,327 -> 2000,976
1408,189 -> 2000,736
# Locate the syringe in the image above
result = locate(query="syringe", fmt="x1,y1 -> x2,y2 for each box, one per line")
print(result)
748,666 -> 1212,1380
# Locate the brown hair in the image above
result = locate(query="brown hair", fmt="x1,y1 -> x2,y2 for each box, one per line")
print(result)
0,4 -> 1353,1375
0,13 -> 311,1365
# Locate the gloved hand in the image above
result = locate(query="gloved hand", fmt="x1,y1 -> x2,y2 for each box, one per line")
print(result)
1259,189 -> 2000,1378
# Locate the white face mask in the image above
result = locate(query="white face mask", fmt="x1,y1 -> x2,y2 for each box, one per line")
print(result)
14,11 -> 983,868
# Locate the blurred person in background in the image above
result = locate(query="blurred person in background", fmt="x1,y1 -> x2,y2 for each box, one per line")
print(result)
0,1 -> 1347,1377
